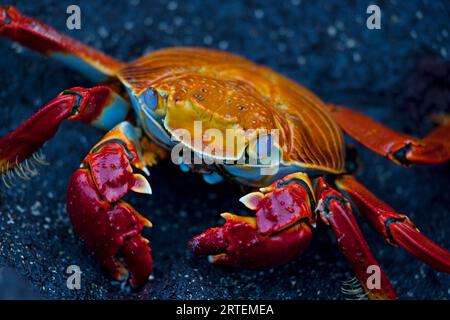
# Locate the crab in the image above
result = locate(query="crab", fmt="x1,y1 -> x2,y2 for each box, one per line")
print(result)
0,6 -> 449,299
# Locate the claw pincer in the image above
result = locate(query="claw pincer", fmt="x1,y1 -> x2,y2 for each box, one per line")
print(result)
67,123 -> 152,287
189,173 -> 315,268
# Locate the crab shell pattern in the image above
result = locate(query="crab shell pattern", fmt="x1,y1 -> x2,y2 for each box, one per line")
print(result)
119,48 -> 345,186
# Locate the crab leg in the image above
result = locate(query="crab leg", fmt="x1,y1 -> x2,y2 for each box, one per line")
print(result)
315,178 -> 397,300
326,104 -> 450,166
0,86 -> 129,182
336,175 -> 450,273
67,122 -> 153,286
0,5 -> 123,80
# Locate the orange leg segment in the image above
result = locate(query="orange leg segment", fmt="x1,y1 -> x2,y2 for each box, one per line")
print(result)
0,5 -> 123,80
326,104 -> 450,166
336,175 -> 450,273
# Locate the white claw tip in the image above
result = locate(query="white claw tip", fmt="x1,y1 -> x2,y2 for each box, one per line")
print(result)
239,192 -> 264,210
131,174 -> 152,195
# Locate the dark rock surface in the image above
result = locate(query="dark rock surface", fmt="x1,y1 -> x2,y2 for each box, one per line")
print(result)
0,0 -> 449,299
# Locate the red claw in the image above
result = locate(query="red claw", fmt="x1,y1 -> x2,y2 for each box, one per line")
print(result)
256,182 -> 314,235
190,173 -> 316,268
122,235 -> 153,287
67,135 -> 153,287
85,143 -> 138,203
189,214 -> 312,268
189,227 -> 228,257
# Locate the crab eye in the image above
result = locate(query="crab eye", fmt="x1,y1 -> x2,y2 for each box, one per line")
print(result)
141,87 -> 158,112
256,134 -> 272,158
247,134 -> 279,165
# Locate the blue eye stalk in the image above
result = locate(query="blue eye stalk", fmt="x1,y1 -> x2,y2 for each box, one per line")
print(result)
245,134 -> 281,166
256,134 -> 272,159
141,87 -> 159,114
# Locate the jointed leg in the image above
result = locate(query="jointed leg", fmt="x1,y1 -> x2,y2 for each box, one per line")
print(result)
190,173 -> 397,299
0,83 -> 164,285
326,104 -> 450,165
0,5 -> 123,80
0,85 -> 129,186
67,122 -> 154,286
315,178 -> 397,300
336,175 -> 450,273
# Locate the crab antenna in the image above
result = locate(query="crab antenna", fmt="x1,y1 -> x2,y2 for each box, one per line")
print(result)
0,5 -> 124,81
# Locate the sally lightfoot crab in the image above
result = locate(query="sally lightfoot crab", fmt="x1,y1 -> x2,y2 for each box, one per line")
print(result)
1,6 -> 449,299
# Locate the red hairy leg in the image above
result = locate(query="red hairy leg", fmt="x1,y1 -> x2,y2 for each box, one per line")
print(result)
189,173 -> 315,268
0,5 -> 123,80
336,175 -> 450,273
326,104 -> 450,166
315,177 -> 397,300
0,86 -> 129,185
67,122 -> 154,286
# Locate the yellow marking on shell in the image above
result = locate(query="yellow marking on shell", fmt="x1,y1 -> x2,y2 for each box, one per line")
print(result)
118,47 -> 346,173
